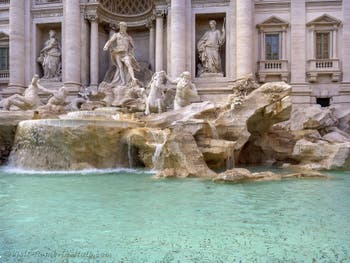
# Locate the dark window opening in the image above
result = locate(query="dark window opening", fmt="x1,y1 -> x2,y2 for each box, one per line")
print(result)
265,33 -> 280,60
316,32 -> 330,59
0,47 -> 9,70
316,97 -> 330,107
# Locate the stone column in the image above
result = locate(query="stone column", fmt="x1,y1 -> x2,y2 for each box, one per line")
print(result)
170,0 -> 186,77
343,0 -> 350,82
282,28 -> 287,60
63,0 -> 81,90
81,18 -> 90,87
236,0 -> 254,78
146,19 -> 155,72
8,0 -> 26,91
89,16 -> 99,89
309,27 -> 315,60
332,27 -> 337,59
290,0 -> 306,83
155,10 -> 165,72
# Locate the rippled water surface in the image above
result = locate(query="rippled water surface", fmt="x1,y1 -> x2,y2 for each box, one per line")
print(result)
0,168 -> 349,262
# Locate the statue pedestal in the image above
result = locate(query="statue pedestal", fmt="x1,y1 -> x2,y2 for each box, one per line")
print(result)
39,79 -> 63,91
198,72 -> 224,78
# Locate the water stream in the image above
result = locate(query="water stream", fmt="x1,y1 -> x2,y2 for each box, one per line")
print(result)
150,130 -> 168,170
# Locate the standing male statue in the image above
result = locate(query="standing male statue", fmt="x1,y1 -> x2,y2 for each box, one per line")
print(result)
103,22 -> 141,86
197,19 -> 225,77
37,30 -> 62,81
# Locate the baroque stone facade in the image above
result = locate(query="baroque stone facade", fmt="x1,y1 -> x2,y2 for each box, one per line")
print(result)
0,0 -> 349,106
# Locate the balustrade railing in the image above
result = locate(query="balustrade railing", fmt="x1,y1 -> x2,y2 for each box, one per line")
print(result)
308,59 -> 340,71
0,69 -> 9,80
35,0 -> 62,4
258,60 -> 288,72
0,0 -> 10,5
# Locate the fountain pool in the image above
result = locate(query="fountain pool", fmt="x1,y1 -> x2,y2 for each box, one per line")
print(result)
0,168 -> 349,262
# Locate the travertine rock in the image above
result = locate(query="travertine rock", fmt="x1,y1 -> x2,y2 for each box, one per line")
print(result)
292,139 -> 350,170
213,168 -> 328,183
215,82 -> 292,161
197,138 -> 235,169
290,105 -> 338,132
155,130 -> 216,178
145,101 -> 216,129
0,111 -> 35,165
9,119 -> 141,170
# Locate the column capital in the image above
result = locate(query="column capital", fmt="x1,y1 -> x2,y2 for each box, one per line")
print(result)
85,14 -> 99,23
146,18 -> 155,29
154,7 -> 167,17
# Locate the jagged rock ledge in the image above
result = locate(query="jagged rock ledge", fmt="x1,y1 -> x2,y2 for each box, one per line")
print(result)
213,168 -> 330,183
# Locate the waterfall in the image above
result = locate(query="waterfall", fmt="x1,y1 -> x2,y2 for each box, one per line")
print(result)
150,130 -> 168,170
207,120 -> 219,139
226,147 -> 235,170
127,135 -> 133,168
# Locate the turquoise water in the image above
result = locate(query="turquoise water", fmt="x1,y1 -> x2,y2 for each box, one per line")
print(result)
0,168 -> 349,263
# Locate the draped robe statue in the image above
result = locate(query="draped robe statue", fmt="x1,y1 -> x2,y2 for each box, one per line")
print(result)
197,20 -> 225,77
38,30 -> 61,81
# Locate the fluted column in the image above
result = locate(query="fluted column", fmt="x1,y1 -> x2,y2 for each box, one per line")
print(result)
146,20 -> 155,72
170,0 -> 186,77
343,0 -> 350,82
290,0 -> 306,83
236,0 -> 254,78
63,0 -> 81,90
8,0 -> 26,91
89,16 -> 99,88
155,10 -> 165,72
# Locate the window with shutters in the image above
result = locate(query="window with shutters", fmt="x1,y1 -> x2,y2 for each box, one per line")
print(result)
316,32 -> 330,59
0,47 -> 8,71
265,33 -> 280,60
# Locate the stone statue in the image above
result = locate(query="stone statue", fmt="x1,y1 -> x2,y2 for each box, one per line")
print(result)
197,19 -> 225,77
103,22 -> 141,86
145,71 -> 169,115
37,30 -> 62,81
38,86 -> 69,114
168,71 -> 199,110
1,74 -> 55,111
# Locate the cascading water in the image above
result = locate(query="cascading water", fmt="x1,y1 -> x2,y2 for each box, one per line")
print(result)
127,135 -> 133,168
150,130 -> 168,170
226,146 -> 235,170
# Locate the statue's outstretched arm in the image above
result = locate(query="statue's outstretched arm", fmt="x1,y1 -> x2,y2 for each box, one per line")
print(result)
103,33 -> 117,51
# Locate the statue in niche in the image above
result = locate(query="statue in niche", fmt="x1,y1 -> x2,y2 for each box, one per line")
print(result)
1,75 -> 55,111
197,19 -> 225,77
37,30 -> 62,81
168,71 -> 199,110
103,21 -> 141,86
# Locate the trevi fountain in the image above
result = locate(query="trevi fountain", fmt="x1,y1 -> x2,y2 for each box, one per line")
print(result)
0,1 -> 350,262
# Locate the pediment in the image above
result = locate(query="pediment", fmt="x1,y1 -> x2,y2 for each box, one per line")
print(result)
0,32 -> 9,41
257,16 -> 289,29
307,14 -> 341,27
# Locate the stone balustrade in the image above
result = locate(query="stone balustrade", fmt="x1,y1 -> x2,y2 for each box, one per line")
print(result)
257,60 -> 289,83
0,69 -> 9,81
258,60 -> 288,71
307,59 -> 341,82
0,0 -> 9,5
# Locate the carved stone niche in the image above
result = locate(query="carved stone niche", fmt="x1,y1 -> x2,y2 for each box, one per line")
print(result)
35,23 -> 63,91
195,13 -> 226,78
